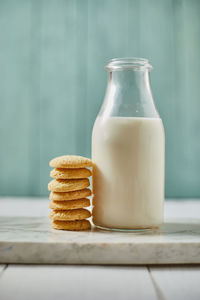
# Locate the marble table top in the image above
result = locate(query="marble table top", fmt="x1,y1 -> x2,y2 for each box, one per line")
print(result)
0,215 -> 200,264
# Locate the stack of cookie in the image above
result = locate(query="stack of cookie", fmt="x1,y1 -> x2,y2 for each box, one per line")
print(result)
48,155 -> 92,231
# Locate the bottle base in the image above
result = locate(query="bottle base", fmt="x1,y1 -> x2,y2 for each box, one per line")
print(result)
95,224 -> 161,233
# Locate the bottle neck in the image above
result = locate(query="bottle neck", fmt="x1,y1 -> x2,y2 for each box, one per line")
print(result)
110,69 -> 151,94
100,69 -> 159,118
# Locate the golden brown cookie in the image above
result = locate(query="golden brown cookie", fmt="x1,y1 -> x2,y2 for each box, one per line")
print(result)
48,178 -> 90,192
49,188 -> 92,201
49,155 -> 92,169
51,220 -> 91,231
49,198 -> 90,210
50,168 -> 92,179
50,208 -> 91,221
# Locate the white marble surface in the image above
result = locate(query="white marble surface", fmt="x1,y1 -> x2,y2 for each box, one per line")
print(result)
0,207 -> 200,264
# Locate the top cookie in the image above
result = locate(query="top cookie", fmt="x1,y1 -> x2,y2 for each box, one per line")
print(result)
49,155 -> 93,169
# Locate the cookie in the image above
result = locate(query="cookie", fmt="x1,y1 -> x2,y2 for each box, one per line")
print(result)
49,198 -> 90,210
50,208 -> 91,221
51,220 -> 91,231
49,155 -> 93,169
48,178 -> 90,192
50,168 -> 91,179
49,188 -> 92,201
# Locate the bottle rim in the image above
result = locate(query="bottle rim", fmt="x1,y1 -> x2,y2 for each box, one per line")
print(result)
105,57 -> 153,71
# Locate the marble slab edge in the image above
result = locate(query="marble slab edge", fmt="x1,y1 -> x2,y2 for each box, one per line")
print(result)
0,241 -> 200,265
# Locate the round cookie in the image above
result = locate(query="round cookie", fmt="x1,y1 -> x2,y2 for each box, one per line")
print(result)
50,208 -> 91,221
51,220 -> 91,231
49,188 -> 91,201
49,198 -> 90,210
49,155 -> 93,169
48,178 -> 90,192
50,168 -> 92,179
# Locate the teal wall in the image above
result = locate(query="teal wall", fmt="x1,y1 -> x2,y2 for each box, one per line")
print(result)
0,0 -> 200,197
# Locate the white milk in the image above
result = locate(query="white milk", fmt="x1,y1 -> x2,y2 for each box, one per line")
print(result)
92,116 -> 165,229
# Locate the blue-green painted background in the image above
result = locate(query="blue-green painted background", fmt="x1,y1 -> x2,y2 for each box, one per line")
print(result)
0,0 -> 200,197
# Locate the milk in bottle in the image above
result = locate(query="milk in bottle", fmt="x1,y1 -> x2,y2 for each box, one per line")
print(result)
92,58 -> 165,230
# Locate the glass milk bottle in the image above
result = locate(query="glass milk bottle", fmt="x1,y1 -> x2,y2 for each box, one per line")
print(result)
92,58 -> 165,231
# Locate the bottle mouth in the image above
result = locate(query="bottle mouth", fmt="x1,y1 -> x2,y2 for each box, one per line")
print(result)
105,57 -> 152,71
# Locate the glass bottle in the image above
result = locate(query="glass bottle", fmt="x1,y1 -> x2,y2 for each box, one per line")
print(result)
92,58 -> 165,231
